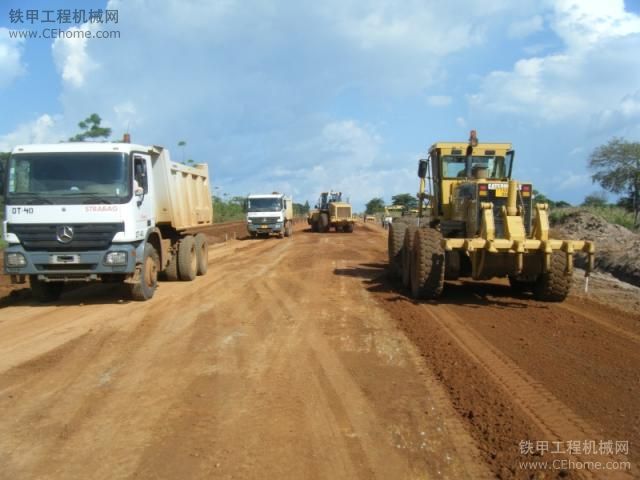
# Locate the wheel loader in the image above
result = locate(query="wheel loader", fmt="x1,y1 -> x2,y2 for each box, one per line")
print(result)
309,191 -> 355,233
389,130 -> 595,301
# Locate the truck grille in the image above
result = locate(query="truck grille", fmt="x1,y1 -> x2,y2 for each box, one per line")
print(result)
253,217 -> 278,225
7,223 -> 125,251
336,206 -> 351,219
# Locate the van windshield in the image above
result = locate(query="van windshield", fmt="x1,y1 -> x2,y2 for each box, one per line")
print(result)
6,152 -> 131,205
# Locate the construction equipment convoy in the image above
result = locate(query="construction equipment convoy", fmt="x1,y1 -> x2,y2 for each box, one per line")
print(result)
2,140 -> 212,302
246,193 -> 294,238
308,191 -> 355,233
389,130 -> 595,301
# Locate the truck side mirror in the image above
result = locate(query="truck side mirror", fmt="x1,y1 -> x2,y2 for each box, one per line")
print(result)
418,159 -> 428,179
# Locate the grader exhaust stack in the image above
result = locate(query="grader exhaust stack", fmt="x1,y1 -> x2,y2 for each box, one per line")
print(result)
388,131 -> 595,301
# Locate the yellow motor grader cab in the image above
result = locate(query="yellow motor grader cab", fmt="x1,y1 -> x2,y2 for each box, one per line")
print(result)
389,130 -> 595,301
310,191 -> 355,233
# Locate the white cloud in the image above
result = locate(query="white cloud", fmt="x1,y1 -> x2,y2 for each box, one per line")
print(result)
508,15 -> 544,38
52,27 -> 99,88
550,0 -> 640,49
469,2 -> 640,126
427,95 -> 452,107
0,114 -> 62,151
0,28 -> 26,88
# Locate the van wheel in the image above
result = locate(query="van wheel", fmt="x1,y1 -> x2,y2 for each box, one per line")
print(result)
131,243 -> 159,301
178,235 -> 197,281
195,233 -> 208,275
30,276 -> 64,302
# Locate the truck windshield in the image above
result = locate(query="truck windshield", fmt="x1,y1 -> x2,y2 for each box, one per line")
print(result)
6,152 -> 130,205
442,155 -> 511,179
248,198 -> 282,212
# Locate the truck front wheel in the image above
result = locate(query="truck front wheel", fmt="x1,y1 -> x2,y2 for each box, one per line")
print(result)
178,235 -> 197,281
30,276 -> 64,303
131,243 -> 159,301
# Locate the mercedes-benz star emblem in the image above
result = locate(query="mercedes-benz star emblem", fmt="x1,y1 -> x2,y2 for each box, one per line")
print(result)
56,225 -> 74,244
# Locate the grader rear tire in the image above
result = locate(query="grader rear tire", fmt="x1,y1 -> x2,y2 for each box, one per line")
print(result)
410,228 -> 445,299
533,252 -> 571,301
402,225 -> 418,288
388,221 -> 407,279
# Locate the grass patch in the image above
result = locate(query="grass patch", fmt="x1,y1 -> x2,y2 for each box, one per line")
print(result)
549,206 -> 638,231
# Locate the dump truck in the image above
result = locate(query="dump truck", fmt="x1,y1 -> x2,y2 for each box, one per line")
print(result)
246,193 -> 294,238
2,141 -> 212,302
308,191 -> 355,233
389,130 -> 595,301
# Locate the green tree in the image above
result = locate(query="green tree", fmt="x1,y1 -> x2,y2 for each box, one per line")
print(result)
178,140 -> 187,162
391,193 -> 417,210
69,114 -> 111,142
589,138 -> 640,226
582,192 -> 608,207
365,197 -> 385,215
293,202 -> 310,216
532,189 -> 556,208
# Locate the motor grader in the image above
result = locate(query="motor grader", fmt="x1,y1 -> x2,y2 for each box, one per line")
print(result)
388,131 -> 595,301
309,191 -> 355,233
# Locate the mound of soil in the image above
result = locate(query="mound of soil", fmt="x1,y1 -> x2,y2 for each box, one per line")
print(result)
552,211 -> 640,287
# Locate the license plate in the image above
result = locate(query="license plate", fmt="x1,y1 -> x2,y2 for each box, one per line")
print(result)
260,224 -> 268,229
49,254 -> 80,264
495,188 -> 508,197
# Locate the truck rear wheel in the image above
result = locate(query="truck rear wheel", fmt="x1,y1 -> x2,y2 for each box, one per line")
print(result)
344,223 -> 354,233
178,235 -> 197,281
533,252 -> 571,301
319,213 -> 329,233
284,221 -> 292,237
410,228 -> 445,299
388,221 -> 407,279
402,225 -> 418,288
195,233 -> 208,276
131,243 -> 159,301
163,250 -> 179,281
30,276 -> 64,303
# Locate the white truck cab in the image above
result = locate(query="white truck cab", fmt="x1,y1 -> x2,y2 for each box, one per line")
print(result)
246,193 -> 293,238
2,142 -> 213,301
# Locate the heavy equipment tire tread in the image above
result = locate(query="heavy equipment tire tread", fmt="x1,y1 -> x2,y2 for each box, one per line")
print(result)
410,228 -> 445,299
402,225 -> 418,288
195,233 -> 208,276
534,252 -> 571,301
319,213 -> 329,233
130,243 -> 159,301
178,235 -> 197,281
388,222 -> 408,279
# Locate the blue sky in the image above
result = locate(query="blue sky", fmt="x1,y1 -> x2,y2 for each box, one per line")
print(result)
1,0 -> 640,210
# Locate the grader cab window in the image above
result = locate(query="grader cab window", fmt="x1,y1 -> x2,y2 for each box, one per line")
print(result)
442,155 -> 512,179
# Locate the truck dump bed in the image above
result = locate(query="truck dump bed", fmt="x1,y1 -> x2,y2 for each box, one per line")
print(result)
151,148 -> 212,230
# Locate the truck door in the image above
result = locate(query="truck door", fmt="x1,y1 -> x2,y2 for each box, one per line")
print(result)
133,154 -> 155,239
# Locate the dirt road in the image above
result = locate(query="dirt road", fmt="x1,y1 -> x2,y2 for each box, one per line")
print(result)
0,224 -> 637,479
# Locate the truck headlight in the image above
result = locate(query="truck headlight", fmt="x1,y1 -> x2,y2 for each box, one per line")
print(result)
104,251 -> 128,266
6,252 -> 26,267
247,219 -> 252,223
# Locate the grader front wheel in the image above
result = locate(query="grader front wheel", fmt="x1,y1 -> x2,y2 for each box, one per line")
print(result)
402,225 -> 418,288
533,252 -> 571,302
388,221 -> 407,279
410,228 -> 445,299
